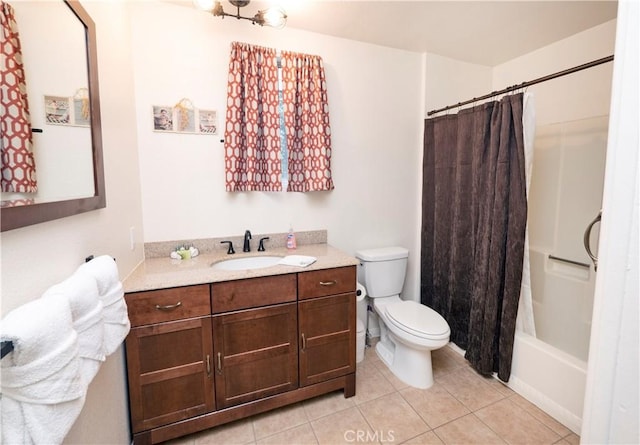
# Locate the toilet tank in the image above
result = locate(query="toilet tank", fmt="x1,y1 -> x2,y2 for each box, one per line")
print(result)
355,247 -> 409,298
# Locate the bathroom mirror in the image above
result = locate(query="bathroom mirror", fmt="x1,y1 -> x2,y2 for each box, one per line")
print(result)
1,0 -> 105,232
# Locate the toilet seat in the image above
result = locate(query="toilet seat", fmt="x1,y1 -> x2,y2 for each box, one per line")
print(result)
385,301 -> 450,341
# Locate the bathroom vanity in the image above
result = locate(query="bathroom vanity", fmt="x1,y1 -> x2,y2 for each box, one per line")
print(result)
123,243 -> 358,444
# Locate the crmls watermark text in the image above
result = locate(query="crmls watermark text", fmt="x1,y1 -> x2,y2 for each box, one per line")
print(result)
344,429 -> 395,443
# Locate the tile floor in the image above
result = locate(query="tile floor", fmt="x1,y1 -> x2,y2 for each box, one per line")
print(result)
166,343 -> 580,445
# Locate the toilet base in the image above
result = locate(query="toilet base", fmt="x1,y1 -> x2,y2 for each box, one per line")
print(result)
375,335 -> 435,389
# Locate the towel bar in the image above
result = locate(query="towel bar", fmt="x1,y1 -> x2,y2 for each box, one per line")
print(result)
548,254 -> 590,269
1,340 -> 14,359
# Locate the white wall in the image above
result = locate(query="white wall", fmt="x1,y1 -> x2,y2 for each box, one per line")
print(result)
424,53 -> 492,116
493,20 -> 616,126
1,1 -> 144,443
130,2 -> 425,300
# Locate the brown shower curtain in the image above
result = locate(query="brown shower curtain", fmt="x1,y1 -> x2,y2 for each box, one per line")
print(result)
421,94 -> 527,382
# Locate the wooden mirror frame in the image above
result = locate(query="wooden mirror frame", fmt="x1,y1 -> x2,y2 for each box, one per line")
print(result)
1,0 -> 105,232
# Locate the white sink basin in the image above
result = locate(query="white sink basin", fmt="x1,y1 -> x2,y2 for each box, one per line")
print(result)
211,256 -> 283,271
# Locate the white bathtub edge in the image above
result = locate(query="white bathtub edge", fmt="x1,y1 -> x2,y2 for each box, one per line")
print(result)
509,332 -> 587,435
507,373 -> 582,435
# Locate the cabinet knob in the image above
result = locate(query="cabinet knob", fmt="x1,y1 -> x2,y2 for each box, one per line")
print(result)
319,280 -> 337,286
206,355 -> 211,376
301,333 -> 306,351
217,352 -> 223,374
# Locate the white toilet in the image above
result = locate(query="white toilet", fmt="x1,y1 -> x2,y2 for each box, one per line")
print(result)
356,247 -> 450,389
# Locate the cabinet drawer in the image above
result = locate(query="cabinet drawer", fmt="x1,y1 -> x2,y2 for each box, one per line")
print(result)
211,274 -> 297,313
126,285 -> 211,327
298,266 -> 356,300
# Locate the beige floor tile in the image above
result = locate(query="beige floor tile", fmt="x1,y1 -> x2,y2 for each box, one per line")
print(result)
303,390 -> 356,421
193,418 -> 255,444
376,360 -> 411,391
251,402 -> 309,440
363,342 -> 383,364
402,430 -> 445,445
359,347 -> 384,371
164,434 -> 196,445
400,383 -> 470,429
509,394 -> 572,437
553,432 -> 580,445
359,392 -> 430,443
149,339 -> 579,445
311,406 -> 377,445
486,376 -> 516,398
438,366 -> 506,411
432,346 -> 467,380
256,423 -> 318,445
353,358 -> 396,405
475,398 -> 561,444
561,432 -> 580,445
433,413 -> 506,444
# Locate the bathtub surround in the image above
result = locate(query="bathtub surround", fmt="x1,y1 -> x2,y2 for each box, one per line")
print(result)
421,94 -> 528,382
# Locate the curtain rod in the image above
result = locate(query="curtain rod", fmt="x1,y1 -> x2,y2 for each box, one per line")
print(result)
427,55 -> 614,116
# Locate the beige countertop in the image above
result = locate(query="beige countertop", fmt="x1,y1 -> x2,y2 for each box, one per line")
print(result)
123,243 -> 359,293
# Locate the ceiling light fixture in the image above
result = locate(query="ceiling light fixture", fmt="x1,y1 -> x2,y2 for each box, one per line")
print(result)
194,0 -> 287,29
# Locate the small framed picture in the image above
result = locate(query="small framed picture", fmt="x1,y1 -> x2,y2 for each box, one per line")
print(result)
73,98 -> 91,127
44,96 -> 71,125
197,109 -> 218,135
153,106 -> 174,132
175,107 -> 196,133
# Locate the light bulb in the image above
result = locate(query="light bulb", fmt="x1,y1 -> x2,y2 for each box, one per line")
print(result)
260,6 -> 287,28
193,0 -> 216,12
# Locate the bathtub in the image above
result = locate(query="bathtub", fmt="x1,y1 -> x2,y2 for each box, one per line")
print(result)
508,331 -> 587,434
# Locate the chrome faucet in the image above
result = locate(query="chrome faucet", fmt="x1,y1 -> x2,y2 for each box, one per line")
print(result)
243,230 -> 252,252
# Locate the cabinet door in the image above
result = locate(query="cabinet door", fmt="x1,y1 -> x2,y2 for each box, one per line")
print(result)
126,317 -> 215,433
299,293 -> 356,386
212,303 -> 298,409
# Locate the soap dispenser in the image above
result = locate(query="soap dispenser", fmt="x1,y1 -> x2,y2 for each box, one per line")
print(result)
286,225 -> 297,250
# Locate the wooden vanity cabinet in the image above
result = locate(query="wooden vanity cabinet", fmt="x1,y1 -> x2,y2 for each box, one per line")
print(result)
124,285 -> 214,433
125,266 -> 357,445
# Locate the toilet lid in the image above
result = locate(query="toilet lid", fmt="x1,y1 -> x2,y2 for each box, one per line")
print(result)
385,301 -> 450,340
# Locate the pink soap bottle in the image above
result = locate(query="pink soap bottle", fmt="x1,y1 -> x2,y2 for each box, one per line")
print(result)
286,225 -> 297,250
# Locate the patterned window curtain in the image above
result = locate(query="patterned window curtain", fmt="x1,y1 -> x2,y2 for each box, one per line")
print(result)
0,1 -> 37,193
224,42 -> 282,191
280,50 -> 334,192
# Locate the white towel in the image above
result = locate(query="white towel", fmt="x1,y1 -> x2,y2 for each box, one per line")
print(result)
75,256 -> 130,356
101,282 -> 131,356
278,255 -> 317,267
1,297 -> 86,445
75,255 -> 120,296
42,273 -> 105,385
